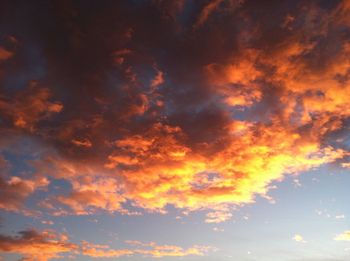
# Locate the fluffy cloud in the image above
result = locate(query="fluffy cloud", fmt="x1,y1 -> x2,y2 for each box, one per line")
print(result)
55,177 -> 125,215
0,83 -> 63,131
334,231 -> 350,241
293,234 -> 307,243
0,0 -> 349,224
0,175 -> 49,213
0,229 -> 78,261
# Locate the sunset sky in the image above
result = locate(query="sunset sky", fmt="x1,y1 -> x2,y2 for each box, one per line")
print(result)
0,0 -> 350,260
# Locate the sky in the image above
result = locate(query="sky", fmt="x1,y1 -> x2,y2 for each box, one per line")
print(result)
0,0 -> 350,260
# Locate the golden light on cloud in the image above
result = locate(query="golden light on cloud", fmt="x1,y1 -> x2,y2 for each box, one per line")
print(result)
0,230 -> 78,261
334,231 -> 350,241
0,230 -> 214,260
1,0 -> 350,260
293,234 -> 307,243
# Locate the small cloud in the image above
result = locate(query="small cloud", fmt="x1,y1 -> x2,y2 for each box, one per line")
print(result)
0,229 -> 78,260
150,70 -> 165,90
41,220 -> 54,225
315,209 -> 323,216
281,14 -> 295,30
341,162 -> 350,168
0,46 -> 14,61
261,194 -> 276,204
334,231 -> 350,241
193,0 -> 223,29
293,178 -> 302,188
205,210 -> 232,223
71,139 -> 92,148
293,234 -> 307,243
212,227 -> 224,232
335,214 -> 345,219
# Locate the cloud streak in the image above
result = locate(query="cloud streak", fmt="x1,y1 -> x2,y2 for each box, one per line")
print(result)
0,229 -> 214,260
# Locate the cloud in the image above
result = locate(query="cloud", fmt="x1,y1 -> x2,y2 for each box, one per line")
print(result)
81,241 -> 134,258
54,177 -> 125,215
0,47 -> 13,61
341,162 -> 350,168
71,138 -> 92,148
0,228 -> 216,260
150,69 -> 165,90
334,231 -> 350,241
82,240 -> 215,258
0,83 -> 63,131
205,205 -> 233,223
136,244 -> 215,258
0,0 -> 349,224
293,234 -> 307,243
335,214 -> 345,219
193,0 -> 224,29
0,229 -> 78,261
0,176 -> 49,213
213,227 -> 224,232
103,120 -> 344,213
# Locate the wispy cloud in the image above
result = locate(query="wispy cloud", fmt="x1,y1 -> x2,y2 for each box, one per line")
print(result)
0,229 -> 216,260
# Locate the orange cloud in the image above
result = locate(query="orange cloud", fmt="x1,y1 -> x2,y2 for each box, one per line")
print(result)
81,241 -> 133,258
333,0 -> 350,27
82,240 -> 215,258
0,47 -> 13,61
31,117 -> 330,219
0,229 -> 215,260
205,210 -> 233,223
136,244 -> 215,258
341,162 -> 350,168
0,0 -> 349,226
193,0 -> 223,28
0,176 -> 49,212
0,83 -> 63,131
151,69 -> 165,90
55,177 -> 125,215
0,229 -> 78,261
205,49 -> 262,107
71,138 -> 92,148
103,120 -> 345,217
4,65 -> 346,221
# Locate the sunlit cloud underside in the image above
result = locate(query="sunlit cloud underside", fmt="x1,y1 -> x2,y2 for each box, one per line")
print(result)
0,0 -> 350,260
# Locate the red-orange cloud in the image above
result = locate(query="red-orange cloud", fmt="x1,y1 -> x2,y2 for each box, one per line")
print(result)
0,230 -> 78,261
0,229 -> 215,260
0,0 -> 349,225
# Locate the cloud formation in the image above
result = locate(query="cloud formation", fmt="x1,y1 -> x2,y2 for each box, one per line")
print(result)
0,229 -> 78,261
0,229 -> 214,260
0,0 -> 349,225
82,240 -> 214,258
